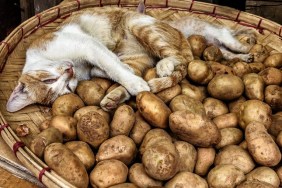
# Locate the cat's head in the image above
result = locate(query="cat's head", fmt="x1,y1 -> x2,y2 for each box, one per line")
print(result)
6,61 -> 78,112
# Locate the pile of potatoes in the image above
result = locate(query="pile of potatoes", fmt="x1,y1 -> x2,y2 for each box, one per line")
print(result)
23,34 -> 282,188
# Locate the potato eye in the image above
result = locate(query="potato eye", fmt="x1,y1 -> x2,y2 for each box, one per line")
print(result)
43,78 -> 58,84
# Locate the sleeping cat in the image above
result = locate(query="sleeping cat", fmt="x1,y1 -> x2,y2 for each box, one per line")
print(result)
6,6 -> 254,112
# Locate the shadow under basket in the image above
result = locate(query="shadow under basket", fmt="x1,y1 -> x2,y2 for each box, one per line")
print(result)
0,0 -> 282,187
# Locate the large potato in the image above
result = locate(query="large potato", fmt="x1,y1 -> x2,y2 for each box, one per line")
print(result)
44,143 -> 89,188
264,53 -> 282,68
73,105 -> 110,123
165,171 -> 208,188
259,67 -> 282,85
156,84 -> 182,103
203,97 -> 229,119
265,85 -> 282,111
207,74 -> 244,100
245,121 -> 281,166
203,45 -> 223,61
96,135 -> 136,165
187,60 -> 214,84
243,73 -> 265,100
136,91 -> 171,129
213,113 -> 238,129
174,141 -> 197,172
246,167 -> 280,187
77,111 -> 109,148
187,34 -> 207,57
169,110 -> 221,147
50,115 -> 77,141
215,128 -> 243,149
195,147 -> 216,176
90,159 -> 128,188
52,93 -> 84,116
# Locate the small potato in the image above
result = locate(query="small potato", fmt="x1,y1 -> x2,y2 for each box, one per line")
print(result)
96,135 -> 136,165
143,68 -> 157,81
129,163 -> 163,187
228,96 -> 246,114
50,115 -> 77,141
108,183 -> 139,188
76,80 -> 106,105
169,110 -> 221,147
215,128 -> 243,149
91,77 -> 113,91
52,93 -> 84,116
249,62 -> 266,73
203,97 -> 229,119
265,85 -> 282,111
136,91 -> 171,129
243,73 -> 265,100
129,111 -> 151,145
195,147 -> 216,176
264,53 -> 282,68
39,119 -> 50,131
174,141 -> 197,172
30,127 -> 63,158
169,94 -> 205,115
269,113 -> 282,137
165,171 -> 208,188
238,100 -> 272,129
203,45 -> 223,61
213,113 -> 238,129
207,164 -> 246,188
156,84 -> 181,103
245,121 -> 281,166
110,105 -> 135,137
187,60 -> 214,84
74,105 -> 110,123
207,74 -> 244,101
239,140 -> 248,150
249,44 -> 269,63
90,159 -> 128,188
246,167 -> 280,187
259,67 -> 282,85
187,34 -> 207,57
77,111 -> 109,148
65,141 -> 95,171
215,145 -> 255,174
277,131 -> 282,148
44,143 -> 89,188
181,81 -> 207,102
207,61 -> 234,75
237,180 -> 276,188
232,61 -> 252,77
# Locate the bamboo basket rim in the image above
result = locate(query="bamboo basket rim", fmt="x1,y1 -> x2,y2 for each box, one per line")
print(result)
0,0 -> 282,187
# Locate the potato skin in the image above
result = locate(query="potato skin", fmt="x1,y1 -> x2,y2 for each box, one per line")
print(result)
265,85 -> 282,111
245,121 -> 281,166
174,141 -> 197,172
243,73 -> 265,101
203,45 -> 223,61
181,81 -> 207,102
213,113 -> 238,129
195,147 -> 216,176
215,128 -> 243,149
108,183 -> 139,188
259,67 -> 282,85
165,171 -> 208,188
232,61 -> 252,78
237,180 -> 276,188
136,91 -> 171,129
203,97 -> 229,119
44,143 -> 89,188
187,34 -> 207,57
264,53 -> 282,68
90,159 -> 128,188
156,84 -> 182,103
246,167 -> 280,187
249,44 -> 269,63
187,60 -> 213,84
249,62 -> 265,73
74,105 -> 110,123
277,131 -> 282,148
50,115 -> 77,142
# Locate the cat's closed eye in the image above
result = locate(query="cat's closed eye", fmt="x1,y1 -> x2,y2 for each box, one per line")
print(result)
43,78 -> 58,84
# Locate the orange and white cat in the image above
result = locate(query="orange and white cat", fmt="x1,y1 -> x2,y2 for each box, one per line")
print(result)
6,6 -> 254,112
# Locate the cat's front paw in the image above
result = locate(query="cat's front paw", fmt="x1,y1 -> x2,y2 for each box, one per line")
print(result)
240,53 -> 254,63
123,76 -> 150,96
156,59 -> 174,77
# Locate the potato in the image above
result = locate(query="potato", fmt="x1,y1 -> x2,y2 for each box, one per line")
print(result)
265,85 -> 282,111
228,96 -> 246,114
246,167 -> 280,187
169,110 -> 221,147
264,53 -> 282,68
245,121 -> 281,166
91,77 -> 113,91
207,164 -> 246,188
232,61 -> 252,77
187,34 -> 207,57
74,105 -> 110,123
215,145 -> 255,174
50,115 -> 77,141
76,80 -> 106,105
110,105 -> 135,137
181,81 -> 207,102
213,113 -> 238,129
207,61 -> 234,75
277,131 -> 282,148
215,128 -> 243,149
277,167 -> 282,186
259,67 -> 282,85
77,111 -> 109,148
238,100 -> 272,129
249,44 -> 269,63
269,113 -> 282,137
174,141 -> 197,172
156,84 -> 181,103
129,111 -> 151,145
207,74 -> 244,100
129,163 -> 163,187
136,91 -> 171,129
96,135 -> 136,165
239,140 -> 248,150
237,180 -> 276,188
243,73 -> 265,100
44,143 -> 89,188
65,141 -> 95,171
143,68 -> 157,81
249,62 -> 266,73
195,147 -> 216,176
52,93 -> 84,116
203,97 -> 229,119
30,127 -> 63,158
108,183 -> 138,188
90,159 -> 128,188
39,119 -> 50,131
203,45 -> 223,61
187,60 -> 214,84
165,171 -> 208,188
169,94 -> 205,115
142,140 -> 179,181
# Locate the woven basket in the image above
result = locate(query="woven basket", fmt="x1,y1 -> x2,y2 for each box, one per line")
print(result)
0,0 -> 282,187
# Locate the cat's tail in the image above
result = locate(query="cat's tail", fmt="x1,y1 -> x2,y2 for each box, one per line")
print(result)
148,63 -> 187,93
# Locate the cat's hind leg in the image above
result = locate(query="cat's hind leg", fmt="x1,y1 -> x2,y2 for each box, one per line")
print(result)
219,47 -> 254,63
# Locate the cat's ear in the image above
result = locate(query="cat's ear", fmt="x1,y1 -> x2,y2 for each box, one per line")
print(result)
137,1 -> 146,14
6,83 -> 34,112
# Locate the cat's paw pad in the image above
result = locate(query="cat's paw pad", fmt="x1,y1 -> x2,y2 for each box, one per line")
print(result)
240,53 -> 254,63
124,76 -> 150,95
156,60 -> 174,77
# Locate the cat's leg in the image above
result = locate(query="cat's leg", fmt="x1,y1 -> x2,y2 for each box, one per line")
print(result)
219,47 -> 254,63
90,67 -> 110,79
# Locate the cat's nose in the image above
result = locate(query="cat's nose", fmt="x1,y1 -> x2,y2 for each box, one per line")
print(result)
65,66 -> 74,77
